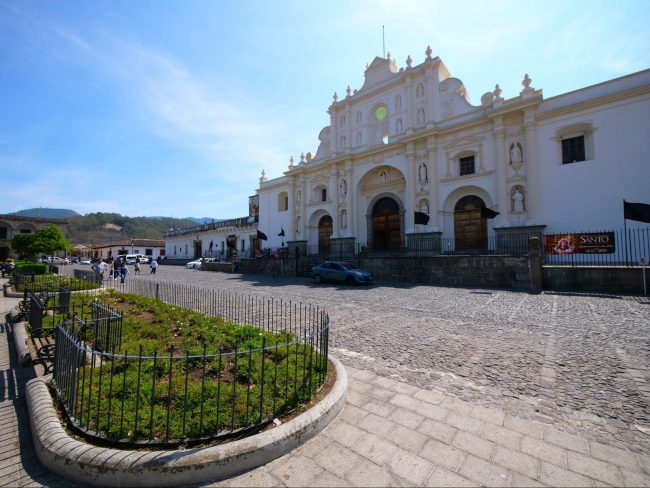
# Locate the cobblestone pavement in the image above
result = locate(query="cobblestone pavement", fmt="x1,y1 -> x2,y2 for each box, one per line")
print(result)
86,265 -> 650,454
7,267 -> 647,486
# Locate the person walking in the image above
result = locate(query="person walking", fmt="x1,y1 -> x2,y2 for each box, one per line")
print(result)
150,258 -> 158,274
134,256 -> 141,275
119,261 -> 129,284
113,260 -> 120,281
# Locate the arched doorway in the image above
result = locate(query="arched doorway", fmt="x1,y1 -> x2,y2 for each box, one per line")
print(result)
454,195 -> 487,251
372,197 -> 401,251
318,215 -> 333,254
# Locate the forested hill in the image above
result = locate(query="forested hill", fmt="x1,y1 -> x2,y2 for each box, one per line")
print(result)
64,213 -> 197,244
11,208 -> 80,218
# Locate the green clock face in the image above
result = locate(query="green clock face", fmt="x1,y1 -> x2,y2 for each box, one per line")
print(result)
374,106 -> 387,121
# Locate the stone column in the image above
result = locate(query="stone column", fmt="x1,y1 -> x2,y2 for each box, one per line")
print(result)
524,109 -> 541,224
493,117 -> 510,227
345,160 -> 354,239
426,136 -> 440,231
405,146 -> 416,234
330,168 -> 339,236
299,175 -> 307,238
405,77 -> 414,130
288,180 -> 295,238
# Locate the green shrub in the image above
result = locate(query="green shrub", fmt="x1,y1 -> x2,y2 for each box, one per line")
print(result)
15,263 -> 47,275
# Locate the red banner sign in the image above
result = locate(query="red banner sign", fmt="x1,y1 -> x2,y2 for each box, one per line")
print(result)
544,232 -> 615,254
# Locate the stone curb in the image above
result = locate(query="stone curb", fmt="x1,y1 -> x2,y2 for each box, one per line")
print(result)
12,320 -> 31,365
4,288 -> 23,298
27,356 -> 348,487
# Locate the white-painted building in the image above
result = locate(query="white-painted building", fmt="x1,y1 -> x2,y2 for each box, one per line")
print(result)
93,239 -> 166,261
165,206 -> 259,260
255,49 -> 650,254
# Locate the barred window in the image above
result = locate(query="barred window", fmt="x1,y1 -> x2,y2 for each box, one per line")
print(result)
561,136 -> 586,164
459,155 -> 475,176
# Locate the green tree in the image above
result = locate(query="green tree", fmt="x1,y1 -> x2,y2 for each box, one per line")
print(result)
32,225 -> 73,259
11,233 -> 37,260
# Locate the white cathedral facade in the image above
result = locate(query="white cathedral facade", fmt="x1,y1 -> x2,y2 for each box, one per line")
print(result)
256,48 -> 650,255
166,48 -> 649,260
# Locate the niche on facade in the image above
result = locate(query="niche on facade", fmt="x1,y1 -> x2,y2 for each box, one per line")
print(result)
418,199 -> 430,214
359,165 -> 406,198
312,184 -> 328,203
510,185 -> 526,213
277,191 -> 289,212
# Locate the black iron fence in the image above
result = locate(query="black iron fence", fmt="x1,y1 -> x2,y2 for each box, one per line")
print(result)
51,279 -> 330,447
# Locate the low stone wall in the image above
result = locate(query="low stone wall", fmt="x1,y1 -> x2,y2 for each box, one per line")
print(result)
360,255 -> 533,289
157,259 -> 187,266
543,266 -> 648,295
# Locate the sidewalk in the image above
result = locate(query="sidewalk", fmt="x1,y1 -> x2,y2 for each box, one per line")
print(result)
209,366 -> 650,487
1,279 -> 649,487
0,287 -> 70,487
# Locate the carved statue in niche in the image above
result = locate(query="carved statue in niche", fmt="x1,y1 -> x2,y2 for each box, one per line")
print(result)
511,187 -> 525,213
340,209 -> 347,230
296,189 -> 301,204
419,200 -> 429,214
295,216 -> 301,234
417,108 -> 425,127
379,170 -> 387,183
396,119 -> 403,133
509,142 -> 523,174
340,179 -> 347,197
418,163 -> 428,184
395,94 -> 402,110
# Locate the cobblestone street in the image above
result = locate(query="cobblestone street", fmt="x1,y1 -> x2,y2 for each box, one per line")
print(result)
90,265 -> 650,454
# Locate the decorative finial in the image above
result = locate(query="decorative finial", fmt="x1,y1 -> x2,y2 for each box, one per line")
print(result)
289,155 -> 295,168
425,45 -> 432,60
406,55 -> 412,68
493,84 -> 503,100
520,74 -> 534,96
260,169 -> 267,183
333,91 -> 338,102
300,152 -> 305,163
346,85 -> 352,97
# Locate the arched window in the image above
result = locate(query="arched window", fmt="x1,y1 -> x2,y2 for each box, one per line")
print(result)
356,131 -> 362,146
396,118 -> 403,133
339,136 -> 346,151
416,83 -> 424,97
395,94 -> 402,110
356,111 -> 362,124
339,115 -> 346,127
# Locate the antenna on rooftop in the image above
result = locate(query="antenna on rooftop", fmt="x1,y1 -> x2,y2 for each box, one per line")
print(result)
382,25 -> 386,58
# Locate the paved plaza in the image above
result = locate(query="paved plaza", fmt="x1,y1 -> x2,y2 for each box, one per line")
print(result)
2,268 -> 650,486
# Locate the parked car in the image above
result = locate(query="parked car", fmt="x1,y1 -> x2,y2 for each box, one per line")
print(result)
41,256 -> 69,265
68,256 -> 79,263
80,259 -> 92,265
186,258 -> 215,269
311,262 -> 372,285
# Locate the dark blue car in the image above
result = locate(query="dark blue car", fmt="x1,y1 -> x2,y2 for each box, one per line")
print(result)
311,262 -> 372,285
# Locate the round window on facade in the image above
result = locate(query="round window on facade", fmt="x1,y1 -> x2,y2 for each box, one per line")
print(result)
374,106 -> 387,121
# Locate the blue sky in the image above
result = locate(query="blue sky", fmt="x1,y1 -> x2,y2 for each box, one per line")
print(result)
1,0 -> 649,219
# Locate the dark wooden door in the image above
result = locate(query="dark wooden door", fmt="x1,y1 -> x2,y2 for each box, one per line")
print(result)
454,196 -> 487,251
318,216 -> 333,254
372,197 -> 401,251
